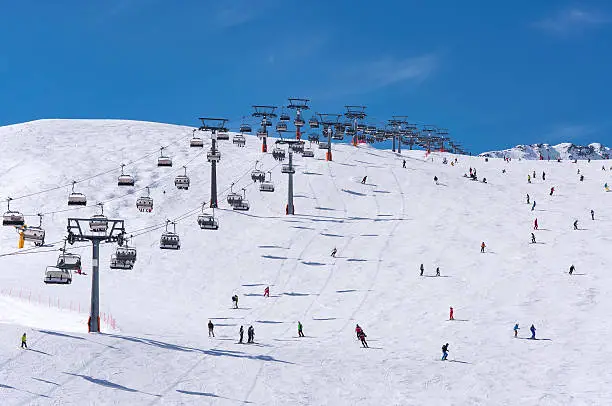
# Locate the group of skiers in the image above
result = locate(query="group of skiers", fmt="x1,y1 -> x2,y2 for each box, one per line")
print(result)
513,323 -> 537,339
420,263 -> 441,277
238,325 -> 256,343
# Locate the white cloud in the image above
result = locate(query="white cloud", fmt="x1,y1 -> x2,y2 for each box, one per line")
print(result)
534,8 -> 610,35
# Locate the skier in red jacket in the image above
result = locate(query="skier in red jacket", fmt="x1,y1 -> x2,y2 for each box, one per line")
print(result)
264,286 -> 270,297
449,307 -> 454,320
534,218 -> 538,230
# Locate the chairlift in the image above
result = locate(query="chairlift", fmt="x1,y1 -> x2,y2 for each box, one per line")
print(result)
356,123 -> 366,131
240,123 -> 252,133
309,118 -> 319,129
110,255 -> 134,270
160,221 -> 181,250
260,172 -> 275,192
175,166 -> 190,190
251,161 -> 266,182
294,118 -> 305,127
280,111 -> 290,121
56,250 -> 82,272
136,187 -> 154,212
197,205 -> 219,230
89,203 -> 108,233
333,133 -> 344,140
22,213 -> 45,246
233,134 -> 246,147
302,148 -> 314,157
158,147 -> 173,167
232,189 -> 250,211
44,266 -> 72,284
345,127 -> 356,136
319,142 -> 330,149
2,198 -> 25,226
217,130 -> 230,141
67,181 -> 87,206
281,164 -> 295,174
367,125 -> 376,132
291,143 -> 304,153
308,134 -> 319,143
262,118 -> 272,127
190,129 -> 204,148
118,164 -> 135,186
276,122 -> 288,132
226,183 -> 243,205
272,147 -> 286,161
111,236 -> 136,269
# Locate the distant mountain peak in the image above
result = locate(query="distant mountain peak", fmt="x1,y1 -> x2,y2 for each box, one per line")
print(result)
480,142 -> 610,160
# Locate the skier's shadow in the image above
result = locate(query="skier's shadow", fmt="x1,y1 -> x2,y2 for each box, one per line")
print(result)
518,338 -> 553,341
571,273 -> 587,276
27,348 -> 52,356
449,359 -> 471,364
448,319 -> 469,322
424,275 -> 451,278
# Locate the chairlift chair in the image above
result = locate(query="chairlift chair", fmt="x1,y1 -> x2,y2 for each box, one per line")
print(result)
257,129 -> 267,139
89,203 -> 108,233
190,129 -> 204,148
158,147 -> 173,167
175,166 -> 190,190
67,181 -> 87,206
333,133 -> 345,140
160,221 -> 181,250
291,143 -> 304,153
272,147 -> 286,161
217,130 -> 230,141
136,187 -> 154,212
233,134 -> 246,147
110,255 -> 134,270
260,172 -> 275,192
263,118 -> 272,127
308,118 -> 319,129
308,134 -> 319,142
44,266 -> 72,284
302,148 -> 314,157
22,214 -> 45,246
281,164 -> 295,174
226,183 -> 243,205
294,118 -> 305,127
198,206 -> 219,230
345,127 -> 356,136
232,189 -> 250,211
280,112 -> 291,121
319,142 -> 330,149
251,162 -> 266,182
56,253 -> 82,272
240,123 -> 252,133
118,164 -> 135,186
356,123 -> 366,131
2,198 -> 25,226
276,122 -> 288,132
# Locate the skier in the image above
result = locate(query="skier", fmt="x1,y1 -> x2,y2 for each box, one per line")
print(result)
208,320 -> 215,337
542,172 -> 546,181
534,218 -> 538,230
441,343 -> 449,361
232,294 -> 239,309
402,160 -> 406,168
357,328 -> 368,348
550,187 -> 555,196
514,323 -> 520,338
569,265 -> 575,275
21,333 -> 27,349
436,267 -> 440,277
239,325 -> 244,343
469,167 -> 472,176
580,175 -> 584,182
247,325 -> 255,343
481,242 -> 486,253
355,324 -> 363,340
606,183 -> 610,192
502,169 -> 506,174
533,170 -> 536,179
449,307 -> 454,320
434,176 -> 439,185
264,286 -> 270,297
530,324 -> 536,339
298,321 -> 304,337
573,220 -> 578,230
532,201 -> 536,211
591,209 -> 595,220
420,263 -> 424,276
527,174 -> 531,184
526,194 -> 530,204
531,233 -> 536,244
361,176 -> 367,184
331,247 -> 337,257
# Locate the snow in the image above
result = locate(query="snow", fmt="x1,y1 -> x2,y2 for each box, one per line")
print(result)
0,119 -> 611,405
480,142 -> 611,160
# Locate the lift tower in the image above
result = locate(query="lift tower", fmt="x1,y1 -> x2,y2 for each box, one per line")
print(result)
66,216 -> 126,333
388,116 -> 408,153
317,113 -> 342,162
199,117 -> 228,208
436,128 -> 450,152
287,98 -> 310,141
252,105 -> 277,153
421,125 -> 436,153
344,106 -> 367,147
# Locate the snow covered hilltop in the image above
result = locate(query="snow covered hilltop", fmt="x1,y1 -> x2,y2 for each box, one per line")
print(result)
480,142 -> 611,160
1,119 -> 611,405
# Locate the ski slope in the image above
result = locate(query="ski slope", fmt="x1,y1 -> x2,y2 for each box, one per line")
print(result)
0,119 -> 611,405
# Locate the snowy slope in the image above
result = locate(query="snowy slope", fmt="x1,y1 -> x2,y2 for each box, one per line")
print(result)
0,119 -> 611,405
480,142 -> 611,160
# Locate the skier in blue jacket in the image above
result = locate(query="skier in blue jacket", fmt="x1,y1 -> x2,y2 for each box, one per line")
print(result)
530,324 -> 536,339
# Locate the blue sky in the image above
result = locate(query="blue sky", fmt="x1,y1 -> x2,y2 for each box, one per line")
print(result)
1,1 -> 611,152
